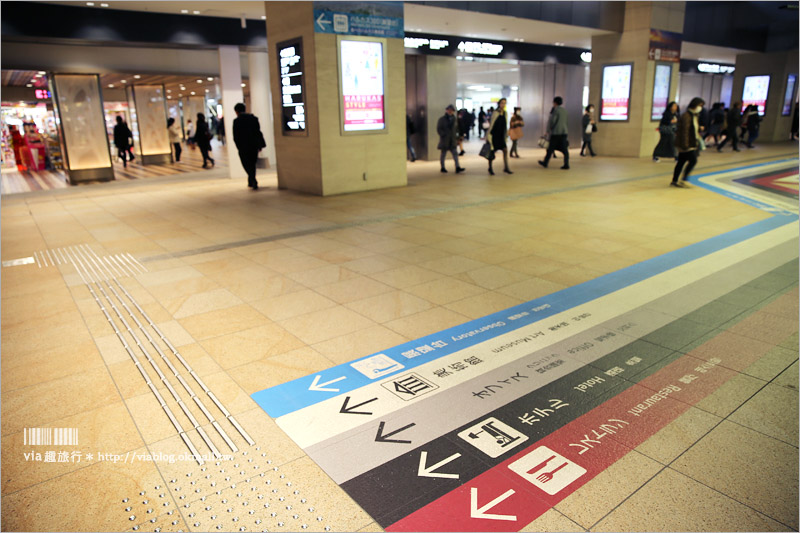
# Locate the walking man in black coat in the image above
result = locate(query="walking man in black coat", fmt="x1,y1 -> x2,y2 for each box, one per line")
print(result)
437,104 -> 465,174
232,103 -> 267,190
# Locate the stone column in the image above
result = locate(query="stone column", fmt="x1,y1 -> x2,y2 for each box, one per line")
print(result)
264,1 -> 406,195
248,50 -> 277,168
218,45 -> 246,179
589,1 -> 685,157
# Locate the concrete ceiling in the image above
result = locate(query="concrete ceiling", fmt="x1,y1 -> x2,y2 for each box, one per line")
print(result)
38,1 -> 752,64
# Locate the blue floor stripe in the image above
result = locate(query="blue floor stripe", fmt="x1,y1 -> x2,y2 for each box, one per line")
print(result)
253,161 -> 799,418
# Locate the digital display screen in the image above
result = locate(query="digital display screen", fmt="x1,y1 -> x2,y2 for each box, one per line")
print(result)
340,39 -> 385,132
278,38 -> 306,134
600,64 -> 632,121
651,64 -> 671,121
742,75 -> 770,116
782,74 -> 796,116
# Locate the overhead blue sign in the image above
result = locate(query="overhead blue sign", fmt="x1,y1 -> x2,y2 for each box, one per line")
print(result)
313,1 -> 403,38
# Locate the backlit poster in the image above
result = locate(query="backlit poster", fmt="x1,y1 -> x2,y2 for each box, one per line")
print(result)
651,64 -> 671,120
600,64 -> 632,121
742,75 -> 770,116
339,39 -> 385,132
782,74 -> 796,116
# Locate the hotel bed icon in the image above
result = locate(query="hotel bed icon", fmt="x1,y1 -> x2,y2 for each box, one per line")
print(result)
508,445 -> 586,495
457,417 -> 528,458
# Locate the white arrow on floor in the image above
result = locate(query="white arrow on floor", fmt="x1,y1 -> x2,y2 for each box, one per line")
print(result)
417,451 -> 461,479
470,487 -> 517,521
308,375 -> 346,392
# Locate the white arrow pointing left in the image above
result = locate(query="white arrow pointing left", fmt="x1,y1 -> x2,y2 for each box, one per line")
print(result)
417,451 -> 461,479
308,375 -> 346,392
316,13 -> 331,30
470,487 -> 517,522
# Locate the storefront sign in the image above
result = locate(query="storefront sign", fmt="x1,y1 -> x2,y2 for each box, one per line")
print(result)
742,75 -> 770,116
403,31 -> 586,65
278,38 -> 306,134
651,64 -> 672,121
781,74 -> 796,116
314,1 -> 403,39
600,64 -> 632,121
648,29 -> 681,62
340,39 -> 385,132
697,63 -> 735,74
456,40 -> 503,56
34,89 -> 51,99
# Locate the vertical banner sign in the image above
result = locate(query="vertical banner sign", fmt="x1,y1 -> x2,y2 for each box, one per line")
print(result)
781,74 -> 796,116
742,75 -> 771,116
648,29 -> 682,62
651,64 -> 672,121
340,39 -> 386,132
278,38 -> 307,135
600,64 -> 632,121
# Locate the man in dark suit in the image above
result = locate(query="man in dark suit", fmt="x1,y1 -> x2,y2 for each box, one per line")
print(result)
232,103 -> 267,190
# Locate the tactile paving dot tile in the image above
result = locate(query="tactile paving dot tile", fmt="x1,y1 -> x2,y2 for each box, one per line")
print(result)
123,446 -> 328,532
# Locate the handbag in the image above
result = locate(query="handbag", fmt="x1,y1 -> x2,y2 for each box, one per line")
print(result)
585,124 -> 593,134
592,124 -> 597,132
482,120 -> 490,129
479,141 -> 495,160
538,136 -> 549,149
509,127 -> 523,141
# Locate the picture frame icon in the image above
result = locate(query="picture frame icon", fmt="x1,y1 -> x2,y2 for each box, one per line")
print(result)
350,354 -> 404,379
508,445 -> 586,495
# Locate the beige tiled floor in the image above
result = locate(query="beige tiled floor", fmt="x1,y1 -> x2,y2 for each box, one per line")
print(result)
1,142 -> 797,532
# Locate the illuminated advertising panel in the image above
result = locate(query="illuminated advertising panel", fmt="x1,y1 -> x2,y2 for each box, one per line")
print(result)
651,63 -> 672,121
339,37 -> 386,133
277,38 -> 306,135
600,64 -> 632,121
782,74 -> 796,116
742,75 -> 770,116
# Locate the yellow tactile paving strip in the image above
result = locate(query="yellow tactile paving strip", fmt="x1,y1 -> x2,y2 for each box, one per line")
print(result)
1,142 -> 797,532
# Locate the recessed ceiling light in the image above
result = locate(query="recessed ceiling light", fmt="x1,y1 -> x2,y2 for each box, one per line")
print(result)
261,15 -> 266,20
181,9 -> 188,13
179,93 -> 183,97
37,71 -> 46,75
166,89 -> 171,93
26,83 -> 33,87
133,75 -> 141,79
207,77 -> 214,81
100,3 -> 108,6
190,91 -> 196,95
197,79 -> 203,83
205,89 -> 209,92
108,84 -> 114,88
241,83 -> 246,87
120,79 -> 127,83
192,10 -> 200,14
167,96 -> 171,99
86,2 -> 94,5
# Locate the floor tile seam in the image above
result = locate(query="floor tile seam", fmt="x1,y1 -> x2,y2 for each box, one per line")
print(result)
275,453 -> 376,529
137,155 -> 798,263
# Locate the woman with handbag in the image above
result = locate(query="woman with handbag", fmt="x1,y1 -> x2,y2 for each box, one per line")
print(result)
652,102 -> 679,162
509,107 -> 524,158
581,105 -> 597,157
486,98 -> 512,175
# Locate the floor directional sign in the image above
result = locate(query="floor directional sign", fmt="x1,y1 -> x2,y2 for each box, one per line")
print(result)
375,421 -> 416,444
339,396 -> 377,415
470,488 -> 517,521
417,451 -> 461,479
309,374 -> 346,392
252,160 -> 800,531
508,446 -> 586,495
458,417 -> 528,458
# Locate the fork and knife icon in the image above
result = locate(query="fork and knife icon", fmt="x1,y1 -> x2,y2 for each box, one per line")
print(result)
526,454 -> 567,483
